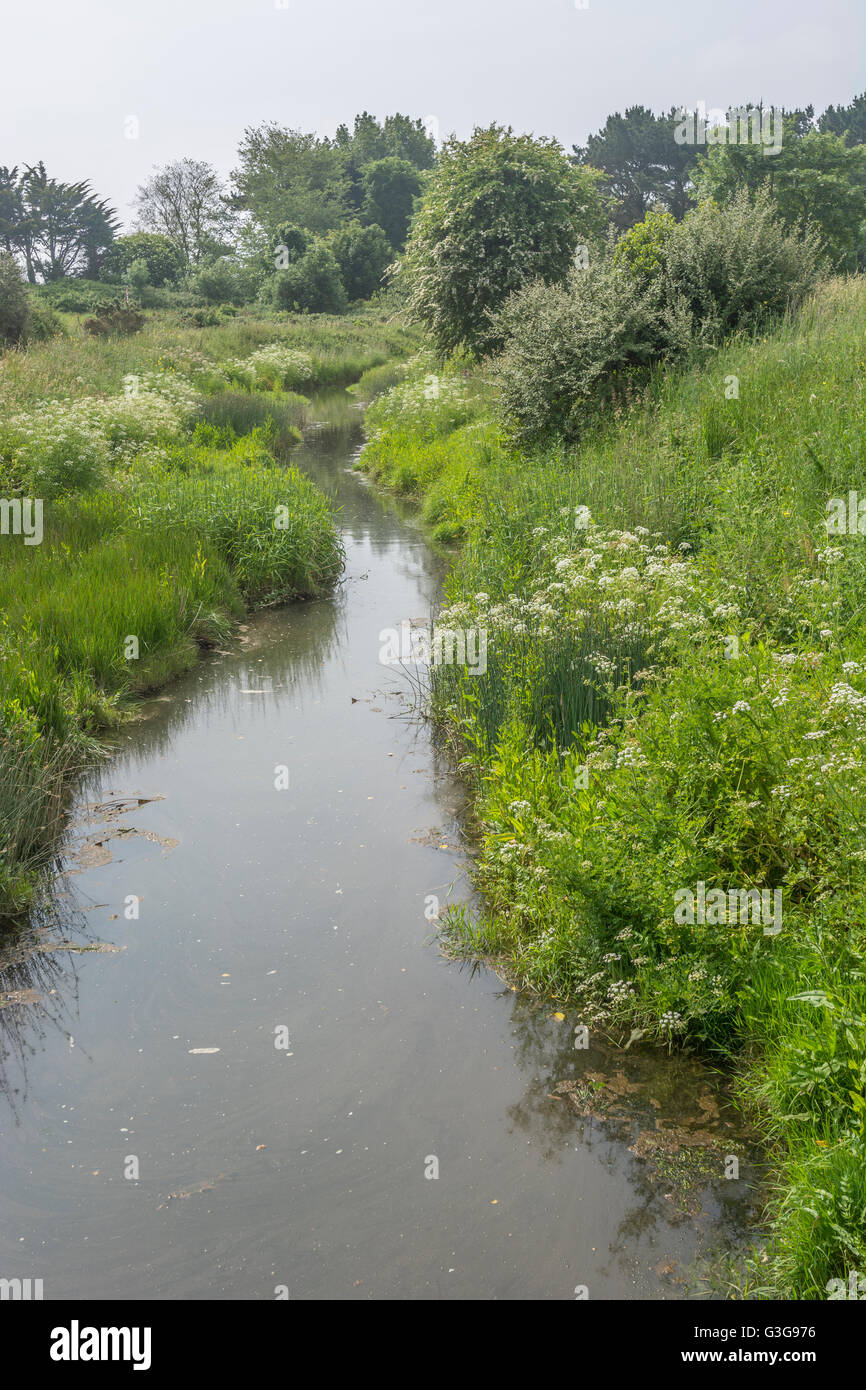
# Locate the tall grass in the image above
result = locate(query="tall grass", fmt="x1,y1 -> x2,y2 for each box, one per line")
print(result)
363,276 -> 866,1299
0,309 -> 418,412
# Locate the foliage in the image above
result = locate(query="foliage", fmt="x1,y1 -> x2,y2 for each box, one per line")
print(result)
335,111 -> 435,216
101,232 -> 186,286
31,278 -> 121,313
691,129 -> 866,269
126,257 -> 150,299
329,221 -> 392,300
612,208 -> 676,286
494,191 -> 825,443
134,159 -> 234,265
493,260 -> 662,443
0,249 -> 29,344
83,303 -> 146,337
191,258 -> 258,306
270,241 -> 348,315
0,162 -> 119,281
231,125 -> 349,237
361,157 -> 423,249
818,91 -> 866,146
400,125 -> 608,358
572,104 -> 695,227
24,294 -> 65,342
660,189 -> 825,344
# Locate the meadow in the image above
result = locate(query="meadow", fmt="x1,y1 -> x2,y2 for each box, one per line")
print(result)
361,276 -> 866,1298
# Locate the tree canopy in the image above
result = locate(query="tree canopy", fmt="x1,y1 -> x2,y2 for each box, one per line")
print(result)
401,125 -> 608,358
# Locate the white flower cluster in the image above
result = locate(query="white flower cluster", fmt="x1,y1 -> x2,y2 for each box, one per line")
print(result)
229,345 -> 314,389
5,371 -> 198,472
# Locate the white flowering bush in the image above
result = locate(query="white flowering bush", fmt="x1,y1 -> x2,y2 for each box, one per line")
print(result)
226,345 -> 314,392
0,371 -> 200,495
436,503 -> 866,1050
434,521 -> 721,752
365,368 -> 481,442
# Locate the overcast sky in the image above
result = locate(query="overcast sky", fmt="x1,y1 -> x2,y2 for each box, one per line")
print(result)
3,0 -> 864,228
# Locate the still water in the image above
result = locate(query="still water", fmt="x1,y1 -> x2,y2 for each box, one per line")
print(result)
0,390 -> 761,1299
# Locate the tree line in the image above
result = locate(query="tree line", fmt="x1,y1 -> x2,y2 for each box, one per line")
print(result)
1,93 -> 865,316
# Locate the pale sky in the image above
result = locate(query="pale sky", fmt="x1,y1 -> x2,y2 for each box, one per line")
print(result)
3,0 -> 864,229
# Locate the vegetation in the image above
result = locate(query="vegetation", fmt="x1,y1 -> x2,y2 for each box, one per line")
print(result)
0,250 -> 29,344
5,83 -> 866,1300
399,125 -> 607,358
0,307 -> 416,920
362,250 -> 866,1298
495,191 -> 824,444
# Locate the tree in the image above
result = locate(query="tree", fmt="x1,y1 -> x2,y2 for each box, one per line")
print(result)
330,222 -> 392,300
335,112 -> 435,214
573,106 -> 695,229
101,232 -> 185,286
125,258 -> 150,299
0,166 -> 23,256
231,126 -> 348,238
134,159 -> 233,265
271,241 -> 347,314
691,128 -> 866,267
0,250 -> 29,344
0,164 -> 119,281
361,158 -> 422,249
819,93 -> 866,146
400,125 -> 608,358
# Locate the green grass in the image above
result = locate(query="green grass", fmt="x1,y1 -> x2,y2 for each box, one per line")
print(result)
362,275 -> 866,1300
0,307 -> 418,411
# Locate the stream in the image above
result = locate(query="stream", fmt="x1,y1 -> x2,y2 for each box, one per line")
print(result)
0,388 -> 761,1300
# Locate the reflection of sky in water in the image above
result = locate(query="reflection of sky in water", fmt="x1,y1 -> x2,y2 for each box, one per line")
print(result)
0,394 -> 761,1300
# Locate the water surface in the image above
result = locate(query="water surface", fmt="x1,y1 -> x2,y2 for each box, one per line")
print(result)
0,390 -> 761,1299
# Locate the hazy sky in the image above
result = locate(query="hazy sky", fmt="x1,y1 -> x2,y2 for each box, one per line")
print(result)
3,0 -> 864,228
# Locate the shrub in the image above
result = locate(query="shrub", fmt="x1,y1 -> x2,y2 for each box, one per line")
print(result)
191,259 -> 257,306
101,232 -> 185,287
126,257 -> 151,305
659,189 -> 826,348
24,295 -> 65,342
270,242 -> 347,315
493,261 -> 662,442
612,209 -> 676,288
400,125 -> 608,358
329,222 -> 392,301
34,278 -> 119,313
0,251 -> 30,345
83,303 -> 145,336
495,193 -> 827,444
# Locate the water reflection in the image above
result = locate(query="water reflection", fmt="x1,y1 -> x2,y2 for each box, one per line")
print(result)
0,389 -> 761,1300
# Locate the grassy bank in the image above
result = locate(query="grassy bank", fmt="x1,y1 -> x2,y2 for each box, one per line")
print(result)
0,309 -> 416,919
361,276 -> 866,1298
